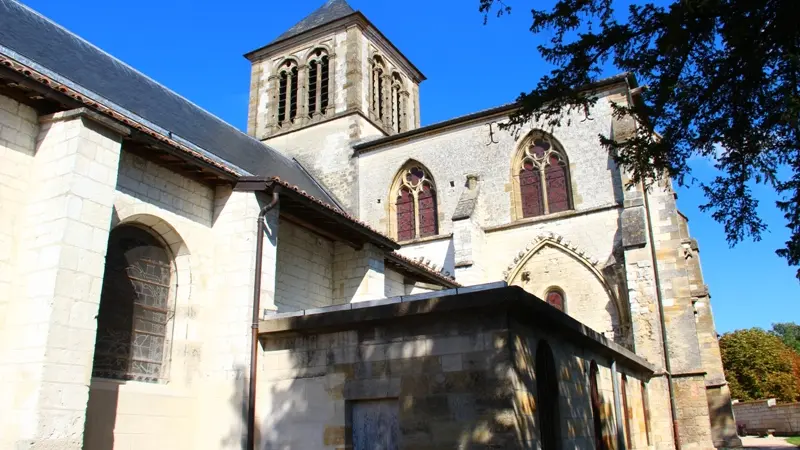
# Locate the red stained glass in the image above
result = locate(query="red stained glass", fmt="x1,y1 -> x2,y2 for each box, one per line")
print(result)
546,161 -> 569,213
396,187 -> 415,242
545,290 -> 564,311
418,183 -> 438,238
520,166 -> 543,218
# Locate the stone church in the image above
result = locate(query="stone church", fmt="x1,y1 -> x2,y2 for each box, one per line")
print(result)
0,0 -> 742,449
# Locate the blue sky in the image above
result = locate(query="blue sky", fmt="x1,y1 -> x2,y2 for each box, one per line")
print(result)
22,0 -> 798,332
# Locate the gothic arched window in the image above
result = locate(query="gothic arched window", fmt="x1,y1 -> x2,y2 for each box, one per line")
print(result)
371,56 -> 386,121
391,72 -> 405,133
545,288 -> 565,312
536,340 -> 561,450
277,60 -> 299,126
307,49 -> 330,118
590,361 -> 607,450
92,225 -> 173,382
515,133 -> 572,219
391,164 -> 438,241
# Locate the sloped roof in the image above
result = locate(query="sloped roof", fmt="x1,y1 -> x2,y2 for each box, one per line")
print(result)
0,0 -> 337,204
272,0 -> 355,44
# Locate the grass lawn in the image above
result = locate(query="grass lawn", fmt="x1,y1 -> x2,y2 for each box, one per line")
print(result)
787,436 -> 800,447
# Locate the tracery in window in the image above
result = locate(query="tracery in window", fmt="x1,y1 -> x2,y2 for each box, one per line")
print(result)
391,72 -> 404,133
371,55 -> 385,121
391,164 -> 438,241
545,288 -> 565,312
307,49 -> 330,118
515,133 -> 572,219
92,225 -> 173,382
277,60 -> 299,126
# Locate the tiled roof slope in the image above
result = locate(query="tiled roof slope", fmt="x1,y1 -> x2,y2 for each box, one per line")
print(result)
271,0 -> 355,44
0,0 -> 337,205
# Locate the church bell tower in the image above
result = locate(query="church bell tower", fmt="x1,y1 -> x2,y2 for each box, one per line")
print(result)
244,0 -> 425,141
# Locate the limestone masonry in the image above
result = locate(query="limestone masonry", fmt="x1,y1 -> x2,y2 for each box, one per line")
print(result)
0,0 -> 740,448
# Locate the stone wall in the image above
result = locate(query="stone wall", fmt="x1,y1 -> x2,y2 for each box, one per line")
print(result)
266,115 -> 383,213
255,291 -> 654,450
0,95 -> 37,353
357,92 -> 626,235
733,399 -> 800,436
81,148 -> 219,450
115,151 -> 214,225
275,220 -> 335,311
0,109 -> 124,449
509,319 -> 651,450
256,309 -> 517,449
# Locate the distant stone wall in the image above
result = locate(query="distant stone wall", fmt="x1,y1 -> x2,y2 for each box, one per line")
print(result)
733,399 -> 800,435
275,220 -> 335,312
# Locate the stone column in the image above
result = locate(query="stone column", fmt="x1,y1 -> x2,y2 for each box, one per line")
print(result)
265,74 -> 279,137
344,26 -> 362,112
1,108 -> 125,449
246,63 -> 262,137
381,73 -> 393,129
197,187 -> 279,450
296,64 -> 308,126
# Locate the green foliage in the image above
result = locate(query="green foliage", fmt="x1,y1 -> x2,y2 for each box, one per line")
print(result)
786,436 -> 800,447
479,0 -> 800,279
771,322 -> 800,354
719,328 -> 800,402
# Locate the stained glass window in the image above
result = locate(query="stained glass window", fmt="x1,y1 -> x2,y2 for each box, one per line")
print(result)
396,187 -> 415,242
92,225 -> 172,383
545,289 -> 565,311
518,136 -> 572,218
393,165 -> 438,241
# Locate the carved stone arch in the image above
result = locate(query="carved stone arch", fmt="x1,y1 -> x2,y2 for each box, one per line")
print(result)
387,159 -> 439,241
510,129 -> 573,220
94,211 -> 193,383
303,44 -> 333,63
503,232 -> 630,343
274,56 -> 300,74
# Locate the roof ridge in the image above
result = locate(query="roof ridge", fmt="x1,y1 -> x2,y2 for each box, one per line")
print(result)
4,0 -> 259,149
271,0 -> 356,44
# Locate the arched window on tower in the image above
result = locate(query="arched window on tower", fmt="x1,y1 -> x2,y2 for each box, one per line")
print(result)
589,361 -> 607,450
371,56 -> 386,121
536,340 -> 561,450
391,72 -> 404,133
391,164 -> 438,241
515,133 -> 572,219
277,60 -> 299,126
307,49 -> 330,119
545,288 -> 566,312
92,225 -> 174,382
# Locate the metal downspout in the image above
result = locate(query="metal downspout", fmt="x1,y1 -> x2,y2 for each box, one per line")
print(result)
246,188 -> 280,450
611,360 -> 627,450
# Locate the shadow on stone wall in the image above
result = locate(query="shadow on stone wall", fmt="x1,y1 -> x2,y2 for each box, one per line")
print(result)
222,365 -> 261,449
83,381 -> 120,450
252,303 -> 615,449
